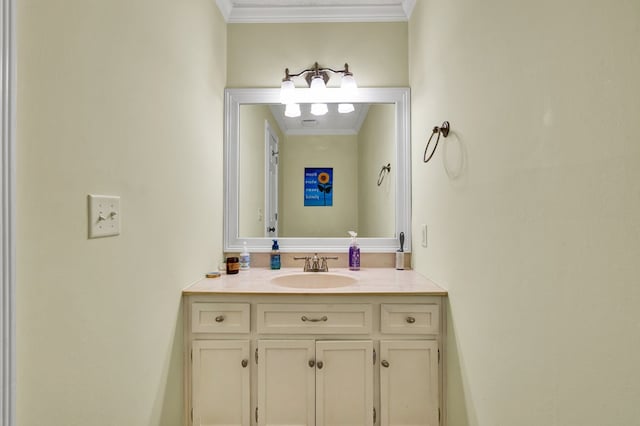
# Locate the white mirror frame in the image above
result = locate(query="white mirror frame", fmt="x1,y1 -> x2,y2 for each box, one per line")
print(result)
224,87 -> 411,253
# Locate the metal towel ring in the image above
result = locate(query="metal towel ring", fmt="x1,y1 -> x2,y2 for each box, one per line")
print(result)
377,163 -> 391,186
423,121 -> 450,163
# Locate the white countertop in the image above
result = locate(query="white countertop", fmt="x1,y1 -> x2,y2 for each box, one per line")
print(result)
183,268 -> 447,295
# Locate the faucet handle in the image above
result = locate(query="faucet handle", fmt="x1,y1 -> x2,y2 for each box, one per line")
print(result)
293,255 -> 312,272
319,255 -> 338,272
319,257 -> 328,272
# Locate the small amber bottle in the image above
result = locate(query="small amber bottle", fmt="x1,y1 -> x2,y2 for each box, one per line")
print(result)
226,256 -> 240,274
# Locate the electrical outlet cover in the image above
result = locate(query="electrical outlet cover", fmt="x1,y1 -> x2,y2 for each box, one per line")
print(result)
88,194 -> 120,238
421,224 -> 427,248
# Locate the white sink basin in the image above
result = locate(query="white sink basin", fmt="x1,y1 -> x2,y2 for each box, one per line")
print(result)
271,272 -> 358,289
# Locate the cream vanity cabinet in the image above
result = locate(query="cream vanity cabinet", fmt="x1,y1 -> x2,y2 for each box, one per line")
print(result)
184,294 -> 445,426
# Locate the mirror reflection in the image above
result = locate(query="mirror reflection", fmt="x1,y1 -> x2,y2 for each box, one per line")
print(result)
238,103 -> 395,238
224,87 -> 410,253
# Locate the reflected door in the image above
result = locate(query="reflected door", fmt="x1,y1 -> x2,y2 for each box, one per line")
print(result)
265,121 -> 279,237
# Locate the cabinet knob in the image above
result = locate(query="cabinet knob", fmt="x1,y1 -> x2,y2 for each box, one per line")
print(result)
308,360 -> 315,368
316,361 -> 324,369
405,316 -> 416,324
241,359 -> 248,368
215,315 -> 225,323
381,360 -> 390,368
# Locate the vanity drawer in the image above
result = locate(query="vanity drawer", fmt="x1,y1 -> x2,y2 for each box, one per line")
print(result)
380,304 -> 440,335
257,304 -> 372,334
191,303 -> 250,333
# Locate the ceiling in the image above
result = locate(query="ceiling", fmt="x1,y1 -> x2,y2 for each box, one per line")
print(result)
215,0 -> 416,23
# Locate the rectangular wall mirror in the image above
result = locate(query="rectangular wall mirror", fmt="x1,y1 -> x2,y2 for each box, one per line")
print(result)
224,87 -> 411,252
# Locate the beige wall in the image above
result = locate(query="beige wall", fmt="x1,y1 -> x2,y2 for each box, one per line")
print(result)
18,3 -> 638,425
17,1 -> 226,425
410,1 -> 640,425
238,105 -> 283,237
357,104 -> 396,237
280,134 -> 358,237
227,22 -> 408,87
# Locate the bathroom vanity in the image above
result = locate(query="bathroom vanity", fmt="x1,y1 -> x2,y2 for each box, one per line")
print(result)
183,268 -> 447,426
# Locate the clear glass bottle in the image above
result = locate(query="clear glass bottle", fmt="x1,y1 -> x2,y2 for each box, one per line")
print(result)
240,241 -> 250,270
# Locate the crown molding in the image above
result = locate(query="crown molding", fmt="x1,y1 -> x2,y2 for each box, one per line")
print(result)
216,0 -> 415,23
402,0 -> 416,17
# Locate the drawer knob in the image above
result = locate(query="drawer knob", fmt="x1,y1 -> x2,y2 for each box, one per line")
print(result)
301,315 -> 328,323
316,361 -> 324,369
405,316 -> 416,324
381,360 -> 390,368
309,360 -> 315,368
241,359 -> 248,368
215,315 -> 225,323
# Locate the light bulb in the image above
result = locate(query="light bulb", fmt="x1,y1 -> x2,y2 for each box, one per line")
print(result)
284,103 -> 301,118
338,103 -> 355,114
310,76 -> 326,94
280,79 -> 295,104
341,74 -> 358,92
310,103 -> 328,116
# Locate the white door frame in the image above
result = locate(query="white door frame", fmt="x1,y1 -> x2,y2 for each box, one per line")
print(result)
1,0 -> 17,425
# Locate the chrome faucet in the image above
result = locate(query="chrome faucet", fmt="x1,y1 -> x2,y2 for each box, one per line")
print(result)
293,253 -> 339,272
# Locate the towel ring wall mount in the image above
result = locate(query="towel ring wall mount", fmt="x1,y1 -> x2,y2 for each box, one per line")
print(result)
423,121 -> 450,163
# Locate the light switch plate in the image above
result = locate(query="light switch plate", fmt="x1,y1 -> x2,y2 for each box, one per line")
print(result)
88,194 -> 120,238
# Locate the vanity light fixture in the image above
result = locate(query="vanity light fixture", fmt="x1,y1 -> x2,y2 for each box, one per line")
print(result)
280,62 -> 358,117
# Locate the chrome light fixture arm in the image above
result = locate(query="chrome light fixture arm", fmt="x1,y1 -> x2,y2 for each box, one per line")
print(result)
280,62 -> 357,116
282,62 -> 353,86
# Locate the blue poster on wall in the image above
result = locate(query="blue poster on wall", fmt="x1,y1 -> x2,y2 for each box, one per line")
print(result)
304,168 -> 333,206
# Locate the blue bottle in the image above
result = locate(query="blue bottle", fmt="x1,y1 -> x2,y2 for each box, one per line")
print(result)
270,240 -> 281,270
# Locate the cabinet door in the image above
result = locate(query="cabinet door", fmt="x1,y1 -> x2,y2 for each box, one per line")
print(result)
379,341 -> 439,426
192,340 -> 250,426
258,340 -> 315,426
315,341 -> 374,426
